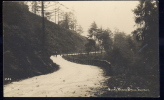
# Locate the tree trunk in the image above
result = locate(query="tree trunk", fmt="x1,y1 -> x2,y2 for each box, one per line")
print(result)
95,47 -> 96,57
58,7 -> 60,24
34,1 -> 37,14
41,1 -> 45,50
101,49 -> 102,55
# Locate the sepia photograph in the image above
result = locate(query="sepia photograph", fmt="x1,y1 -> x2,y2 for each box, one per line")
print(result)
3,0 -> 159,97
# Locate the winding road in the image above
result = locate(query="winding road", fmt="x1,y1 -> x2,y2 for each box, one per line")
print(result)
4,56 -> 110,97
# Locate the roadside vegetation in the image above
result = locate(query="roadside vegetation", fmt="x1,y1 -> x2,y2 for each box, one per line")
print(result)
65,0 -> 159,97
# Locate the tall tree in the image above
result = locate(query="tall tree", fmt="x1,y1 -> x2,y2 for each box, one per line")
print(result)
88,22 -> 99,56
31,1 -> 39,14
41,1 -> 45,49
58,12 -> 70,29
132,0 -> 159,78
132,0 -> 158,62
88,21 -> 98,40
97,28 -> 113,54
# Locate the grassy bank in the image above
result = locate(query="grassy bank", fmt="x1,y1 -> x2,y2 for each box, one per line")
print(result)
64,53 -> 159,97
63,54 -> 112,76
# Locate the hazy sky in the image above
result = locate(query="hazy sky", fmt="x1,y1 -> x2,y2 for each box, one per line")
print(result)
59,1 -> 139,36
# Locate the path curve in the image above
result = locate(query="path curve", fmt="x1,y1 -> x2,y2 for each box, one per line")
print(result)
4,56 -> 109,97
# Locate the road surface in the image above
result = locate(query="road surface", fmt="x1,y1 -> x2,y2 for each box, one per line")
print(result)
4,56 -> 110,97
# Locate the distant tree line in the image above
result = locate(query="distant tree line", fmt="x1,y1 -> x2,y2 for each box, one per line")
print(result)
19,1 -> 84,34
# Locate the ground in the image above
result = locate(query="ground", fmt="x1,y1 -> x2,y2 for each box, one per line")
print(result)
4,56 -> 110,97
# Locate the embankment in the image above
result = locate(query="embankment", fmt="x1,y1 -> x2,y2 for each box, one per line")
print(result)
3,2 -> 87,84
62,55 -> 113,76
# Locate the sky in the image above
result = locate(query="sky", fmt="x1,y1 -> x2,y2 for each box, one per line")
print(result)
59,1 -> 139,36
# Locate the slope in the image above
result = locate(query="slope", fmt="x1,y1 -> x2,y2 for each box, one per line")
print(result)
3,2 -> 87,84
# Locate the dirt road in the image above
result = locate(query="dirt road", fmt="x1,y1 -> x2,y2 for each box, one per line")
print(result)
4,56 -> 110,97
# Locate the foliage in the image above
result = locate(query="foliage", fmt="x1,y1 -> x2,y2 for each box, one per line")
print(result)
30,1 -> 41,14
88,21 -> 98,40
132,0 -> 159,76
110,32 -> 139,66
96,28 -> 113,53
58,12 -> 78,31
76,25 -> 84,34
58,12 -> 70,29
88,22 -> 113,54
85,39 -> 95,55
132,0 -> 158,60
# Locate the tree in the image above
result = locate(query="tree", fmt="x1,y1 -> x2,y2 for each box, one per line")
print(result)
88,21 -> 98,40
95,28 -> 112,54
58,12 -> 77,30
109,32 -> 139,66
132,0 -> 159,77
41,1 -> 46,50
132,0 -> 158,60
58,12 -> 69,29
76,25 -> 83,34
85,39 -> 96,55
23,1 -> 41,15
31,1 -> 40,14
45,12 -> 53,20
88,22 -> 99,56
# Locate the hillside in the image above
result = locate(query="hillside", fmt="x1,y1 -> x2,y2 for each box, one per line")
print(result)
3,2 -> 87,84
